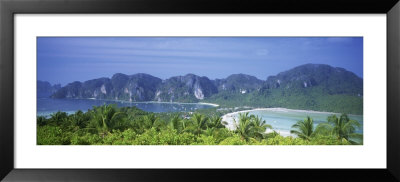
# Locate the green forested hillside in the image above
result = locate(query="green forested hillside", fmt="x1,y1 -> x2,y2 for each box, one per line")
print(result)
205,87 -> 363,114
49,64 -> 363,114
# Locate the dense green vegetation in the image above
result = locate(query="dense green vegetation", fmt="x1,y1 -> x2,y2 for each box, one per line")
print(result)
289,114 -> 362,144
37,104 -> 362,145
204,86 -> 363,114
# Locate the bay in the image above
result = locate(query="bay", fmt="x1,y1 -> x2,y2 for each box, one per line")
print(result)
222,108 -> 363,137
37,97 -> 216,117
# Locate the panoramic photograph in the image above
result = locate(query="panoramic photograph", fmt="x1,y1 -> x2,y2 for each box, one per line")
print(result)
37,37 -> 363,145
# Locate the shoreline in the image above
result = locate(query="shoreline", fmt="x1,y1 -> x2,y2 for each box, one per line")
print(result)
37,98 -> 220,117
221,107 -> 361,137
221,107 -> 361,118
53,97 -> 220,107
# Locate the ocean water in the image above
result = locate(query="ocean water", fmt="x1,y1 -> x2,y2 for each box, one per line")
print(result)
225,109 -> 363,136
37,97 -> 216,117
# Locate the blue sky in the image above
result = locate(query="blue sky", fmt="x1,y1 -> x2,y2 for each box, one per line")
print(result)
37,37 -> 363,86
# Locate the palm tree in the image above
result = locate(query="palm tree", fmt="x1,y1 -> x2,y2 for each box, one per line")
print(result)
70,110 -> 88,128
90,104 -> 127,136
49,111 -> 68,125
181,119 -> 191,133
251,115 -> 272,140
290,116 -> 315,140
204,127 -> 215,136
234,112 -> 254,141
168,114 -> 182,133
190,113 -> 207,136
37,116 -> 47,126
207,115 -> 227,129
142,113 -> 159,130
327,114 -> 362,144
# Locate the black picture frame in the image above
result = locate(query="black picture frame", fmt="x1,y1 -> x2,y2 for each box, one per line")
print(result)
1,0 -> 399,181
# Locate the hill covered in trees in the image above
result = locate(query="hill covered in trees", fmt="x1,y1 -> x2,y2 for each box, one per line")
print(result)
49,64 -> 363,114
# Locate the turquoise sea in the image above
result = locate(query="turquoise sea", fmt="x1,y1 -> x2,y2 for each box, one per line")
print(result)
37,97 -> 216,117
37,97 -> 363,138
224,108 -> 363,136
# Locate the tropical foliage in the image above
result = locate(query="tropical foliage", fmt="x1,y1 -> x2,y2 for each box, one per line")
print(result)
290,116 -> 315,140
290,113 -> 362,144
37,104 -> 362,145
233,112 -> 272,141
327,114 -> 363,144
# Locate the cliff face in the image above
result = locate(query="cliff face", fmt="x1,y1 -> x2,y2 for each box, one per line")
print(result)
37,80 -> 61,98
50,64 -> 363,104
51,73 -> 162,102
214,73 -> 264,94
155,74 -> 218,102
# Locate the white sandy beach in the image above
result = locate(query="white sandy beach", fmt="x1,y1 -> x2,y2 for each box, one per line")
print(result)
221,107 -> 344,137
198,102 -> 220,107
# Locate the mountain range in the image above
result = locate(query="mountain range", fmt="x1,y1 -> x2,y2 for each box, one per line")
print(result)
37,80 -> 61,98
38,64 -> 363,114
